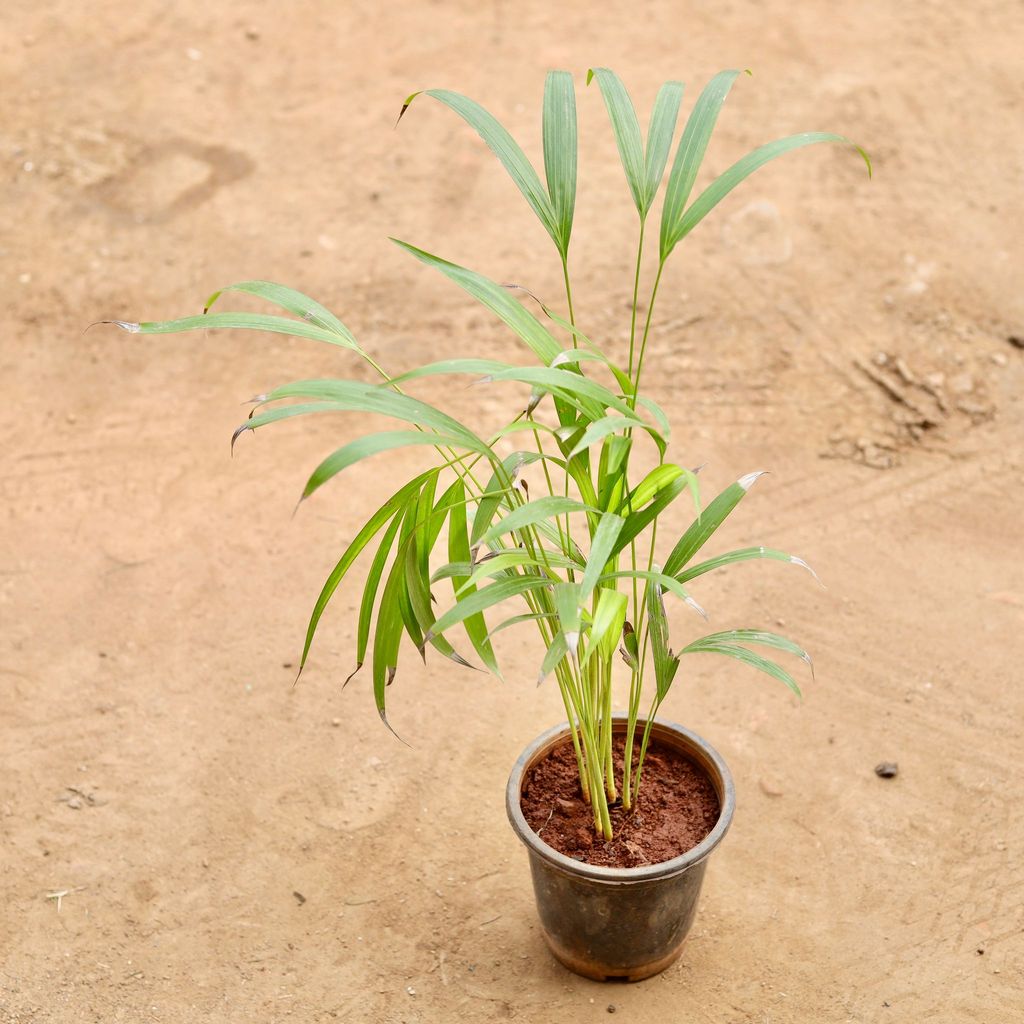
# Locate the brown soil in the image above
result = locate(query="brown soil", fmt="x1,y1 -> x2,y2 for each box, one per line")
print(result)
3,3 -> 1023,1022
521,736 -> 721,867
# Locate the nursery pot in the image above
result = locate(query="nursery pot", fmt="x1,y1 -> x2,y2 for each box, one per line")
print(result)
506,715 -> 735,983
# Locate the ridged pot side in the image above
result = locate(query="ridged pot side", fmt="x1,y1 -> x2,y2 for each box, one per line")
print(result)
506,716 -> 735,982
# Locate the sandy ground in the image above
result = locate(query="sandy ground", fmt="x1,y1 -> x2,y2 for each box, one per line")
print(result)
2,1 -> 1023,1021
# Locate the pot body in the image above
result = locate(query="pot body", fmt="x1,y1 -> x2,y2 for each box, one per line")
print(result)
506,716 -> 735,982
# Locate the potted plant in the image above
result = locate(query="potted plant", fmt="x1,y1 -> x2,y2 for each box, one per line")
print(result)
112,68 -> 868,982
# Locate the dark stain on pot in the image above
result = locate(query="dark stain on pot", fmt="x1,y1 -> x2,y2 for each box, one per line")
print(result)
520,735 -> 720,867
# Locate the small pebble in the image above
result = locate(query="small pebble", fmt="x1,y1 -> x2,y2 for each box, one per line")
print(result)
331,718 -> 341,728
405,986 -> 416,996
875,762 -> 899,779
607,1004 -> 617,1014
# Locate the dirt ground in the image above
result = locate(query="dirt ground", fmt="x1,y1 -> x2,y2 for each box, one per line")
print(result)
2,1 -> 1023,1021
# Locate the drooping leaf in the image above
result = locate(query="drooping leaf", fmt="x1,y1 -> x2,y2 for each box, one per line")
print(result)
664,129 -> 871,259
681,634 -> 806,698
428,576 -> 554,639
482,365 -> 639,421
301,430 -> 479,502
446,478 -> 501,676
300,473 -> 428,675
372,547 -> 411,741
351,500 -> 408,685
690,628 -> 813,678
202,280 -> 355,343
398,89 -> 561,251
391,240 -> 562,365
244,378 -> 490,456
121,312 -> 357,351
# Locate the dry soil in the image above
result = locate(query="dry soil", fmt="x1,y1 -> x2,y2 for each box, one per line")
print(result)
2,2 -> 1022,1022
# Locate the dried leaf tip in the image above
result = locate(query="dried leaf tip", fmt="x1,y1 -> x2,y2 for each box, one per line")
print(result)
791,555 -> 824,587
92,319 -> 141,334
738,470 -> 767,491
395,91 -> 421,128
378,707 -> 411,747
342,663 -> 362,688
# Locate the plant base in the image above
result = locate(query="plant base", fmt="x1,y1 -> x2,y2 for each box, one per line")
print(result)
506,716 -> 735,983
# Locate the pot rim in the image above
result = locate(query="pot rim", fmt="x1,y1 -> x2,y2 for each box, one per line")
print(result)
506,714 -> 735,883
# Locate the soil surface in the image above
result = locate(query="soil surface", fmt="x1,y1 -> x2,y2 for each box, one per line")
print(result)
522,737 -> 721,867
3,2 -> 1023,1022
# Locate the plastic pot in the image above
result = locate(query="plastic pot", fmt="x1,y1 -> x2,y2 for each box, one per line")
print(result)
506,715 -> 735,982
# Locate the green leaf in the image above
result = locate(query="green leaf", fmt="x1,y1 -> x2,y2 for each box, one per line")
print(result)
448,550 -> 576,593
372,551 -> 410,741
690,629 -> 813,678
588,69 -> 684,218
578,513 -> 624,606
202,280 -> 355,344
245,378 -> 490,456
123,311 -> 360,350
663,471 -> 765,577
664,129 -> 872,259
646,581 -> 680,701
581,588 -> 628,668
447,479 -> 501,677
300,474 -> 428,675
568,415 -> 665,460
660,69 -> 747,261
677,546 -> 820,584
612,472 -> 692,556
635,396 -> 672,446
542,70 -> 578,256
599,569 -> 705,619
538,631 -> 571,684
383,358 -> 512,388
681,634 -> 806,698
643,81 -> 685,210
483,365 -> 638,420
485,611 -> 555,643
553,582 -> 582,644
429,576 -> 553,639
391,240 -> 562,365
398,89 -> 560,250
470,451 -> 546,548
588,68 -> 646,215
351,504 -> 407,685
301,430 -> 476,502
480,496 -> 592,546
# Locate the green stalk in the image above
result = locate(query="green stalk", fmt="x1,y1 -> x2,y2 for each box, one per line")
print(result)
629,260 -> 666,410
626,220 -> 646,378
